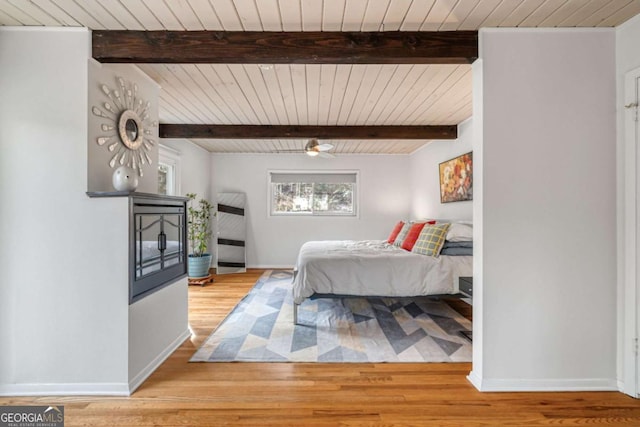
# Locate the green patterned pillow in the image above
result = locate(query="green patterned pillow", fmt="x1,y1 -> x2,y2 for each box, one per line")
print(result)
392,222 -> 412,247
411,223 -> 451,256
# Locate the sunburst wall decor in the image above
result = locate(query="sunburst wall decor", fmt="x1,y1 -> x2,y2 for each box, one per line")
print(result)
91,76 -> 157,177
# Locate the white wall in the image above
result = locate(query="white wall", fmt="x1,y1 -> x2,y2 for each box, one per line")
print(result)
88,50 -> 189,396
470,29 -> 617,391
471,57 -> 485,384
160,139 -> 212,200
211,154 -> 412,267
0,28 -> 131,393
615,13 -> 640,394
128,278 -> 188,387
0,28 -> 187,396
410,118 -> 473,221
616,14 -> 640,75
88,62 -> 159,193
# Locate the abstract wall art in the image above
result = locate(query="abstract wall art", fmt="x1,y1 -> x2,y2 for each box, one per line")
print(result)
439,152 -> 473,203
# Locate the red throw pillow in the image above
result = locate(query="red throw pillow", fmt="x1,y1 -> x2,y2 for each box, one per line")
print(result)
401,222 -> 427,251
387,221 -> 405,244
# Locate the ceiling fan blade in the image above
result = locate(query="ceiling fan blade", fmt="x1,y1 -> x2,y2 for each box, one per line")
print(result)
318,151 -> 335,158
317,143 -> 334,151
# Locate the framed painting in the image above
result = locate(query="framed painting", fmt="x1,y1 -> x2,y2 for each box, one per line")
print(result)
439,152 -> 473,203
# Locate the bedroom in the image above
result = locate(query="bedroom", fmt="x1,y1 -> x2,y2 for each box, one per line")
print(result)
1,1 -> 640,424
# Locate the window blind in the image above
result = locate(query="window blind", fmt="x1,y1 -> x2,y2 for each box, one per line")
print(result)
270,172 -> 357,184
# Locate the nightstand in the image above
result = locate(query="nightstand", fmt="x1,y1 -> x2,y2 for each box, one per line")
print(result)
459,276 -> 473,299
458,276 -> 473,342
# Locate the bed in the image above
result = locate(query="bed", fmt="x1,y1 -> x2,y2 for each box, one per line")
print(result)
291,239 -> 472,324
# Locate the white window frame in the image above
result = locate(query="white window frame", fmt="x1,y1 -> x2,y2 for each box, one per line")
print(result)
158,144 -> 181,196
268,170 -> 359,218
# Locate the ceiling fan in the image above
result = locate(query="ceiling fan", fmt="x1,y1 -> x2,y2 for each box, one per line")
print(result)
277,139 -> 335,158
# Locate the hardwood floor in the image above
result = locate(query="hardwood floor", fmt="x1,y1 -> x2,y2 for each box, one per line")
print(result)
3,269 -> 640,426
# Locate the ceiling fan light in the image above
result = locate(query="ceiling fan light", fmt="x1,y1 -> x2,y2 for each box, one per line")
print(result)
306,150 -> 319,157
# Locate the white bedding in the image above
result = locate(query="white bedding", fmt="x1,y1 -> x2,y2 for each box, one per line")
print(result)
292,240 -> 472,304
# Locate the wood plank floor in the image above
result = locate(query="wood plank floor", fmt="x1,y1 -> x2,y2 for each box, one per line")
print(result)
3,269 -> 640,426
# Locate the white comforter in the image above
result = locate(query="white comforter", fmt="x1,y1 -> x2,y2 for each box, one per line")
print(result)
292,240 -> 472,304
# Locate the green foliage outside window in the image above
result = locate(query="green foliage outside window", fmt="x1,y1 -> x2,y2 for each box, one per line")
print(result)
272,182 -> 354,215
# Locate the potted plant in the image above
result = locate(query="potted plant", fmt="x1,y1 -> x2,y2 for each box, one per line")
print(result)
186,193 -> 214,278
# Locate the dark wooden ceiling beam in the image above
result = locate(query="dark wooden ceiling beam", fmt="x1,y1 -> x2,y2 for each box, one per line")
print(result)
92,31 -> 477,64
159,124 -> 457,140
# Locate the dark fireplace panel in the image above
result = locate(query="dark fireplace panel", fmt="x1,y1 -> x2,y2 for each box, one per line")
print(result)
130,195 -> 188,303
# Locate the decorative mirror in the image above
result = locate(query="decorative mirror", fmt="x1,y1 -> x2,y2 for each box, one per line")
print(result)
92,76 -> 157,177
118,110 -> 143,150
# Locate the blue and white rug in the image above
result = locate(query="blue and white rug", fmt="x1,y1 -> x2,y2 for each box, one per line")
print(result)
190,270 -> 472,363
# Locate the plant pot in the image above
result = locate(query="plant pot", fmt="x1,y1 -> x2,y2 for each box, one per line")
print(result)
188,253 -> 212,278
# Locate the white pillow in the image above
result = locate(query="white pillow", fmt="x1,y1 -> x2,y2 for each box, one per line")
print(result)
446,222 -> 473,242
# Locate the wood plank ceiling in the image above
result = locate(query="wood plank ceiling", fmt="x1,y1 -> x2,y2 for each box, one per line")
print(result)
2,0 -> 640,155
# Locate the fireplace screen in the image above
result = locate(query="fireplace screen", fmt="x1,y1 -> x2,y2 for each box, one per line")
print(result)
130,196 -> 187,303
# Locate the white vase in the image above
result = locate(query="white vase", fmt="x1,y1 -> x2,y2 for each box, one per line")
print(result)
112,166 -> 139,191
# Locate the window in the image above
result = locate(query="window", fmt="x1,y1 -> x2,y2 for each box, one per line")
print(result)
269,171 -> 358,216
158,145 -> 181,196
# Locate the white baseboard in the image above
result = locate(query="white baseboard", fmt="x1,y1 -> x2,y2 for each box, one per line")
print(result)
128,328 -> 191,394
0,382 -> 130,396
467,373 -> 618,392
466,370 -> 482,390
616,379 -> 640,397
0,329 -> 191,397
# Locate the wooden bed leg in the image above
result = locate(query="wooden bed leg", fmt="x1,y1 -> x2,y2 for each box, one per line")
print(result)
293,303 -> 299,325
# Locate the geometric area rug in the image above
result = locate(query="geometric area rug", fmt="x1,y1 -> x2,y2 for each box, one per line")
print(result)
190,270 -> 472,363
